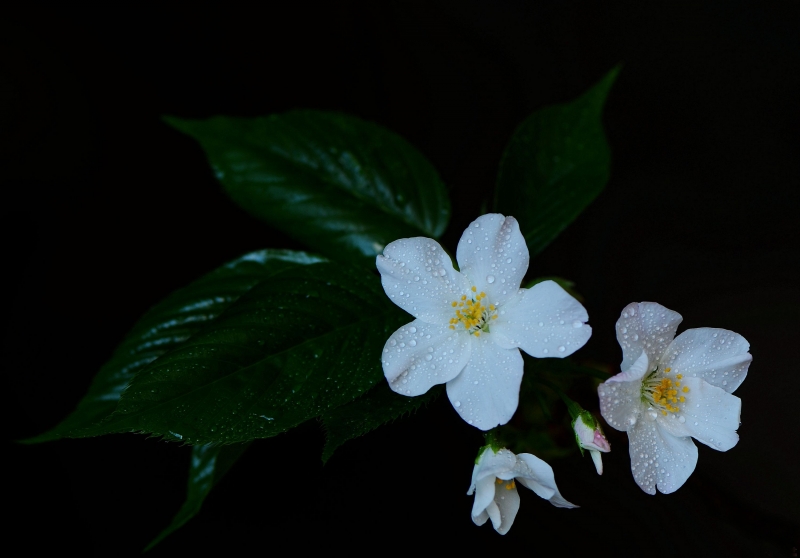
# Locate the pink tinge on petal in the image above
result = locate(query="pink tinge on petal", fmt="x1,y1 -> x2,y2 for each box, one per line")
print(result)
593,430 -> 611,452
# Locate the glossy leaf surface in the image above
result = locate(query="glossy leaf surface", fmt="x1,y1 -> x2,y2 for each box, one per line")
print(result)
26,250 -> 325,443
495,66 -> 620,257
166,111 -> 451,266
145,442 -> 251,552
321,384 -> 442,462
72,263 -> 407,444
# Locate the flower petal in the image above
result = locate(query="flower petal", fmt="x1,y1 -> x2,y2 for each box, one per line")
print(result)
491,280 -> 591,358
377,237 -> 470,324
660,328 -> 751,393
597,351 -> 648,432
616,302 -> 682,372
514,453 -> 578,508
469,448 -> 517,490
491,484 -> 521,535
382,320 -> 472,396
471,474 -> 499,523
445,339 -> 523,430
657,377 -> 741,452
628,418 -> 698,495
455,214 -> 529,305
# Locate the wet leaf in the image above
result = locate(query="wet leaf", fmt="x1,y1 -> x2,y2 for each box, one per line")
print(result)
166,111 -> 450,266
495,66 -> 620,257
70,263 -> 407,444
25,250 -> 325,443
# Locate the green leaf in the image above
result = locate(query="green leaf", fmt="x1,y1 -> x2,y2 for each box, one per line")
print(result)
166,111 -> 451,266
494,66 -> 620,257
321,383 -> 442,463
71,263 -> 407,444
145,442 -> 250,552
25,249 -> 325,443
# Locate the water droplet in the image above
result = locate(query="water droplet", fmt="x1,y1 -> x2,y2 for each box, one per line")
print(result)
486,275 -> 495,284
454,401 -> 461,407
538,321 -> 544,327
572,320 -> 583,328
678,416 -> 686,423
646,409 -> 658,421
409,339 -> 417,347
558,346 -> 566,353
506,258 -> 512,264
542,348 -> 548,354
389,340 -> 396,346
425,354 -> 433,361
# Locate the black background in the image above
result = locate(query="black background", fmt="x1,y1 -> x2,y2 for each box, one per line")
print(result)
4,2 -> 799,556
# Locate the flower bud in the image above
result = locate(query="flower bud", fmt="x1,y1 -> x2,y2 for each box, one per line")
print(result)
573,411 -> 610,475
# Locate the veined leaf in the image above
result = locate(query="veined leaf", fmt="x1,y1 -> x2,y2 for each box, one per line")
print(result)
495,66 -> 620,257
71,263 -> 407,444
166,111 -> 451,266
321,383 -> 442,463
144,442 -> 250,552
25,250 -> 325,443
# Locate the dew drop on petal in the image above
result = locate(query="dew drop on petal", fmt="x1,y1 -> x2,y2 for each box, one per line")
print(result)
558,346 -> 566,352
572,320 -> 583,328
486,275 -> 495,284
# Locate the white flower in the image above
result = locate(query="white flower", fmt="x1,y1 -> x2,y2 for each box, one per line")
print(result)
376,214 -> 591,430
598,302 -> 752,494
572,412 -> 611,475
468,446 -> 577,535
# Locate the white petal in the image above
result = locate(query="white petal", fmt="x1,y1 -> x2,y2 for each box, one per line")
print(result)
491,483 -> 521,535
468,448 -> 517,491
597,352 -> 648,432
616,302 -> 682,372
660,328 -> 751,393
445,338 -> 524,430
455,214 -> 529,305
485,499 -> 502,532
381,320 -> 472,396
491,281 -> 591,358
514,453 -> 577,508
657,377 -> 741,452
590,450 -> 604,475
471,474 -> 499,522
377,237 -> 470,324
628,418 -> 698,495
471,508 -> 489,527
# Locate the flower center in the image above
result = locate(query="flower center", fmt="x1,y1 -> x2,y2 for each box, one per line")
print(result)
449,286 -> 498,336
641,367 -> 690,416
496,478 -> 516,490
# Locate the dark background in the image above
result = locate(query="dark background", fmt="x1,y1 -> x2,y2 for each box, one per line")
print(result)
4,1 -> 799,556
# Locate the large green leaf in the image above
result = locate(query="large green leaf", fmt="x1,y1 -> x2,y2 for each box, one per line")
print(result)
494,66 -> 620,257
166,111 -> 451,266
144,442 -> 251,552
321,383 -> 442,463
71,263 -> 407,444
25,249 -> 325,443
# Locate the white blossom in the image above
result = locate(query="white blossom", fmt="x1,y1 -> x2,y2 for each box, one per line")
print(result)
598,302 -> 751,494
377,214 -> 591,430
468,446 -> 577,535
